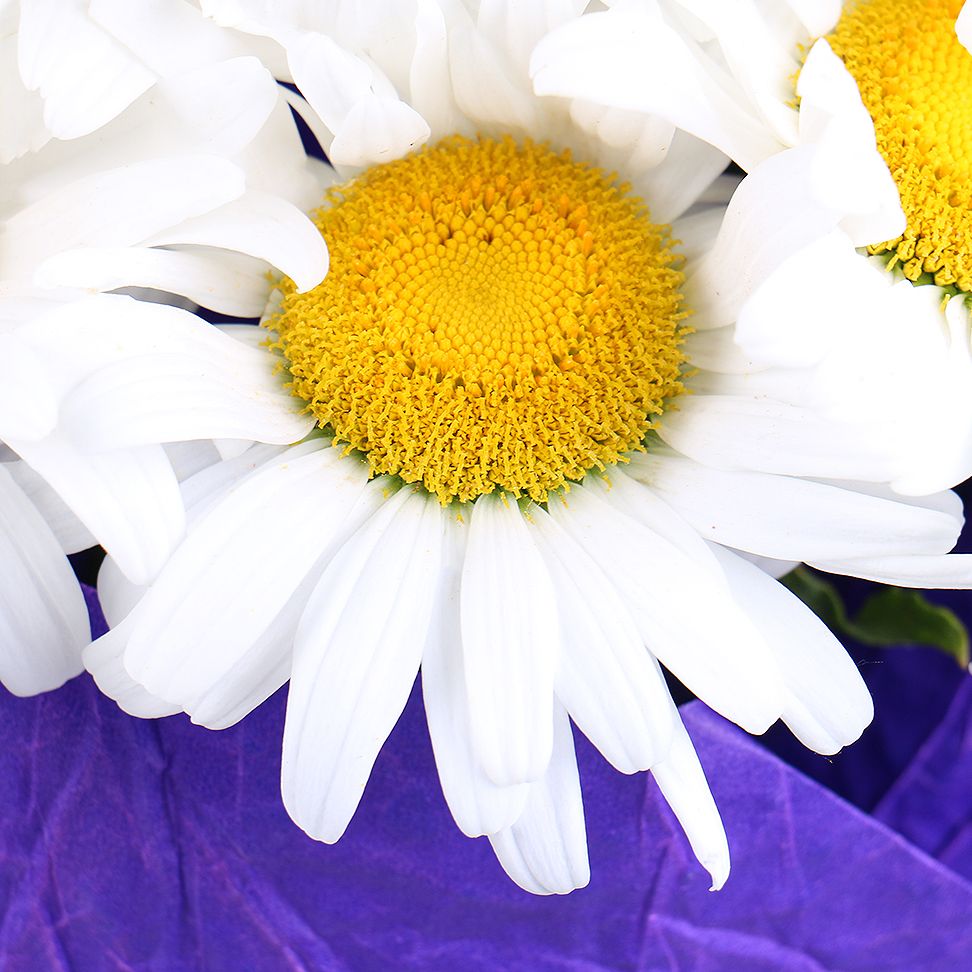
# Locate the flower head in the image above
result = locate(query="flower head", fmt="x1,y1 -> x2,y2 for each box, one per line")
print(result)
68,0 -> 972,897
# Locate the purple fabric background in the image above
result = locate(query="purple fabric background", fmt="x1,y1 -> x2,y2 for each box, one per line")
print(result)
0,581 -> 970,970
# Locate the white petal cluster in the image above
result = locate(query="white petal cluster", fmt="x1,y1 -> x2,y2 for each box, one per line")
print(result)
1,0 -> 970,895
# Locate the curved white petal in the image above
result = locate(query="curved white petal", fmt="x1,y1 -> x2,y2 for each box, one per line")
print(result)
652,702 -> 730,892
530,5 -> 783,170
95,554 -> 144,628
84,619 -> 181,719
796,40 -> 905,246
657,395 -> 900,483
711,545 -> 873,755
123,443 -> 376,711
810,554 -> 972,589
530,504 -> 676,773
329,94 -> 431,168
142,190 -> 329,293
460,492 -> 560,786
548,483 -> 785,734
58,336 -> 312,453
1,156 -> 246,279
282,488 -> 445,842
18,0 -> 155,139
0,465 -> 88,695
36,246 -> 274,318
422,514 -> 528,837
489,704 -> 590,896
6,435 -> 184,587
4,460 -> 96,554
629,453 -> 962,562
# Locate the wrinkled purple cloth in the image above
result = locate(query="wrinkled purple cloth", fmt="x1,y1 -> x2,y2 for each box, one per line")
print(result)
2,605 -> 972,971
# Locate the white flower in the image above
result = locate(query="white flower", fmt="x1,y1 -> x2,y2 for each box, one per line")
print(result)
0,7 -> 329,692
73,2 -> 972,894
531,0 -> 972,493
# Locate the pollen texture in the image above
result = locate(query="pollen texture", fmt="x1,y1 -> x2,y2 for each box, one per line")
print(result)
270,135 -> 686,503
829,0 -> 972,291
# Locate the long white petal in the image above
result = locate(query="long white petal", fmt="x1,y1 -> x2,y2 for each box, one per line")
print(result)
422,514 -> 528,837
282,488 -> 444,842
549,483 -> 784,734
36,245 -> 274,318
710,545 -> 873,754
629,452 -> 962,562
142,190 -> 328,293
59,337 -> 312,452
489,704 -> 590,895
529,505 -> 675,773
84,618 -> 180,719
123,444 -> 377,710
652,703 -> 730,892
5,460 -> 95,554
18,0 -> 154,139
2,156 -> 245,278
0,465 -> 88,694
810,554 -> 972,589
6,435 -> 184,586
657,395 -> 900,483
530,5 -> 782,169
460,492 -> 560,786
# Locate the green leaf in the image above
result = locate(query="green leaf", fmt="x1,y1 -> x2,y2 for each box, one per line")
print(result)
781,567 -> 970,668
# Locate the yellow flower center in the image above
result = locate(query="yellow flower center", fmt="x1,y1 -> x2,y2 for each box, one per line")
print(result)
269,135 -> 686,504
828,0 -> 972,291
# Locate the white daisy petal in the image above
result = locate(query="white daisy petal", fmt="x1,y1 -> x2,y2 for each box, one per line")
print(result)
141,190 -> 329,293
123,443 -> 377,712
549,483 -> 784,735
710,545 -> 873,755
530,5 -> 783,170
657,395 -> 900,483
0,33 -> 49,163
0,465 -> 88,695
809,554 -> 972,590
529,505 -> 675,774
84,619 -> 181,720
58,337 -> 311,452
282,488 -> 445,843
488,704 -> 590,896
328,94 -> 432,169
5,435 -> 184,587
95,553 -> 144,628
36,246 -> 274,317
18,0 -> 155,139
630,453 -> 962,562
1,156 -> 246,279
460,492 -> 560,786
796,39 -> 905,246
959,3 -> 972,53
0,333 -> 58,442
4,460 -> 96,554
422,515 -> 528,837
652,702 -> 730,892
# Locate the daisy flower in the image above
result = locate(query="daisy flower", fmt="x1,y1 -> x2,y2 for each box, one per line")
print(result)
0,8 -> 329,692
531,0 -> 972,495
74,2 -> 972,895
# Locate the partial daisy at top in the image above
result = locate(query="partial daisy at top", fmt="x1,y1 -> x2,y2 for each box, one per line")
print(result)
0,0 -> 330,694
63,0 -> 972,897
532,0 -> 972,493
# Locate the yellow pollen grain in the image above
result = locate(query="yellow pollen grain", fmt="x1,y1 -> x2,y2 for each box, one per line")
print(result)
269,135 -> 687,504
828,0 -> 972,291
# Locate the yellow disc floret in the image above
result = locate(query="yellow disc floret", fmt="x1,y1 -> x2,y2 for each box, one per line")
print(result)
269,135 -> 686,504
828,0 -> 972,291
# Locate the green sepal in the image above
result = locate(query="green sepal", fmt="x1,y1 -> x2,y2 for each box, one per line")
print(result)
781,567 -> 970,668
